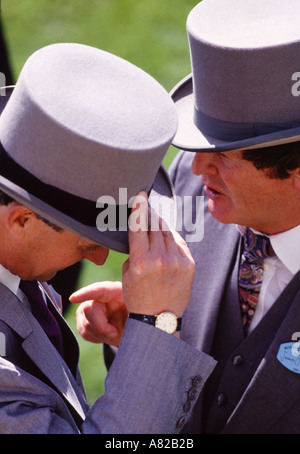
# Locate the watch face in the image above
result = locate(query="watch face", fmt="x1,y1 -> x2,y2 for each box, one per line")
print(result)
155,312 -> 178,334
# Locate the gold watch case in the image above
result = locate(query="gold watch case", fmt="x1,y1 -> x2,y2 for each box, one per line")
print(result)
154,312 -> 178,334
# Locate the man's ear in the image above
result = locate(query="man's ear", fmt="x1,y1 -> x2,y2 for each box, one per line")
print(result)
294,168 -> 300,191
5,203 -> 35,237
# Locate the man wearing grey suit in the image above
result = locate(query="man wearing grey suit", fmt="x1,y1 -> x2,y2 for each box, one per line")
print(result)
82,1 -> 300,433
167,0 -> 300,433
0,42 -> 216,433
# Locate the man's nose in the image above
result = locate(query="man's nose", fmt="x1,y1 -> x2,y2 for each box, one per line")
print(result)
84,246 -> 109,265
191,152 -> 218,176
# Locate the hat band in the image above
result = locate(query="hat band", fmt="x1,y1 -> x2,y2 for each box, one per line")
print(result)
194,107 -> 300,141
0,143 -> 131,228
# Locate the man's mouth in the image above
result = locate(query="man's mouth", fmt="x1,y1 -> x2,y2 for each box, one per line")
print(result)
204,183 -> 225,199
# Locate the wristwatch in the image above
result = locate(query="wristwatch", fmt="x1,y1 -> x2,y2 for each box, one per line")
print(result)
129,312 -> 182,334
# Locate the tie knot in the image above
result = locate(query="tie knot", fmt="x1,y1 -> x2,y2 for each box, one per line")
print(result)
20,280 -> 42,300
243,228 -> 275,262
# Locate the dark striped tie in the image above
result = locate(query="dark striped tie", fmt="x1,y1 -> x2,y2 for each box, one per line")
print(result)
20,280 -> 64,356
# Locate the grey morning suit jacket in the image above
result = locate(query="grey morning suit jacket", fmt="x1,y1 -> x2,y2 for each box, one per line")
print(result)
169,151 -> 300,434
0,278 -> 215,434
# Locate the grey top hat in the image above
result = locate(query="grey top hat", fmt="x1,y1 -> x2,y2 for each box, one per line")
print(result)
0,43 -> 178,254
171,0 -> 300,152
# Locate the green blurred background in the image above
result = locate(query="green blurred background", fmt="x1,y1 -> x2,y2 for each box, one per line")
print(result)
1,0 -> 199,405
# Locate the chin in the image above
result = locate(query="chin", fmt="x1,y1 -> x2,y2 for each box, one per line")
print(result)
208,203 -> 235,225
35,271 -> 58,282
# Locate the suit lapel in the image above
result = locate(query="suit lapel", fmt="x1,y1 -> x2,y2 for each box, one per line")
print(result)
21,328 -> 87,421
181,194 -> 241,353
0,283 -> 87,421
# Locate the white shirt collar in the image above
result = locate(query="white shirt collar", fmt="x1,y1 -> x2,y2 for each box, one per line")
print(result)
237,224 -> 300,276
0,263 -> 21,297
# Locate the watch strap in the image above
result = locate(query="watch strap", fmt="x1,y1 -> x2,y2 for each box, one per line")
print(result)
129,312 -> 182,331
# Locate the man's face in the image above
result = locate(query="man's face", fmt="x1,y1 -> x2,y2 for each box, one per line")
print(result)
191,149 -> 300,234
12,213 -> 109,281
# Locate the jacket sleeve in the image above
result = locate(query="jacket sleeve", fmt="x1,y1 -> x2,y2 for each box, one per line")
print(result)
0,319 -> 216,434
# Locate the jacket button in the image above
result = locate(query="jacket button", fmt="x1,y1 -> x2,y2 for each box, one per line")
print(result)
217,393 -> 227,406
232,354 -> 244,366
183,400 -> 192,413
191,375 -> 202,387
176,416 -> 186,429
187,388 -> 198,401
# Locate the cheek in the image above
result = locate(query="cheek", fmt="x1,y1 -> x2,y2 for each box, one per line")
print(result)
213,171 -> 258,220
224,172 -> 282,219
219,171 -> 244,201
221,167 -> 260,201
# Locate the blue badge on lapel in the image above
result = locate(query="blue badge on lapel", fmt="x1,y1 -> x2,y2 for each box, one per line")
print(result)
277,342 -> 300,374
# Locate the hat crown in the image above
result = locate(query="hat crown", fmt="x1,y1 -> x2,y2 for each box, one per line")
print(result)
187,0 -> 300,125
170,0 -> 300,152
188,0 -> 300,49
0,43 -> 177,200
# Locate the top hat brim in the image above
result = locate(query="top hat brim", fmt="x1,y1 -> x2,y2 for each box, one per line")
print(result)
0,89 -> 177,255
0,165 -> 176,255
171,74 -> 300,152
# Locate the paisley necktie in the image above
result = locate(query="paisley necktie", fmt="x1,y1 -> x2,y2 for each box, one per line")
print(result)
239,228 -> 275,336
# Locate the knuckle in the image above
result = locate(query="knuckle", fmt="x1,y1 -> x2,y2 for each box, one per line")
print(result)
131,254 -> 168,275
169,256 -> 181,271
130,258 -> 146,276
153,255 -> 167,270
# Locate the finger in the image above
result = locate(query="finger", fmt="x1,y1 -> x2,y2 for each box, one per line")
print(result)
148,207 -> 167,251
170,229 -> 194,260
70,281 -> 123,304
122,259 -> 129,274
76,303 -> 119,341
78,317 -> 118,343
78,320 -> 119,344
128,191 -> 150,256
161,229 -> 181,254
160,227 -> 193,260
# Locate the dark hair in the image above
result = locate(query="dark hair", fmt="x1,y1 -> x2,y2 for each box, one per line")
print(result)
242,141 -> 300,179
0,190 -> 63,232
0,191 -> 14,206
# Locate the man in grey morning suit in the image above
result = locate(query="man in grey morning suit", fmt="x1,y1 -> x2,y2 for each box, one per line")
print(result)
79,0 -> 300,433
0,42 -> 216,434
168,0 -> 300,433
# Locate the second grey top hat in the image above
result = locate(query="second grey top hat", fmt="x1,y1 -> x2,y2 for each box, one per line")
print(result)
0,43 -> 178,253
171,0 -> 300,152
